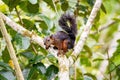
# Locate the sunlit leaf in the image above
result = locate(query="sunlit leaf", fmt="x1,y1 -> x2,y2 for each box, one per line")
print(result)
93,58 -> 104,62
44,0 -> 55,10
47,54 -> 58,65
2,0 -> 20,11
83,45 -> 92,57
80,57 -> 91,67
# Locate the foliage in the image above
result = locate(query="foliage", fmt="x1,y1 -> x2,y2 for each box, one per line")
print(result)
0,0 -> 120,80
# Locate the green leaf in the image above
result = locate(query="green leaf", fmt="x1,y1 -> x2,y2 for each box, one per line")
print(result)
39,14 -> 53,28
27,1 -> 39,13
0,62 -> 13,71
101,3 -> 107,14
20,52 -> 35,60
77,4 -> 88,12
60,0 -> 69,11
2,47 -> 10,63
2,0 -> 20,11
83,45 -> 92,57
112,54 -> 120,66
39,21 -> 49,35
36,62 -> 46,74
39,46 -> 48,55
93,58 -> 104,62
44,0 -> 55,10
86,0 -> 95,7
0,71 -> 15,80
29,0 -> 37,4
84,73 -> 97,80
13,34 -> 30,50
47,54 -> 58,65
45,65 -> 58,80
80,57 -> 91,67
0,74 -> 7,80
19,1 -> 28,12
22,19 -> 36,30
27,65 -> 37,80
30,55 -> 45,64
112,17 -> 120,22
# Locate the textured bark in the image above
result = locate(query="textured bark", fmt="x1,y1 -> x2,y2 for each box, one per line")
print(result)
69,0 -> 102,65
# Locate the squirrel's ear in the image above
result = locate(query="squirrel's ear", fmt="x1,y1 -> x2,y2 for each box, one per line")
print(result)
50,35 -> 53,38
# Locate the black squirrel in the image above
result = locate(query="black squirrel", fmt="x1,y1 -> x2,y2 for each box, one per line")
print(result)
44,13 -> 77,56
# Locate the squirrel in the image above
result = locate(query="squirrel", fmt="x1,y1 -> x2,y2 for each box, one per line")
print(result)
44,13 -> 77,56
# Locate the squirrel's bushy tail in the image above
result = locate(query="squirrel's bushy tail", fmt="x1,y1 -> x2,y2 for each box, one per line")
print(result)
58,13 -> 77,39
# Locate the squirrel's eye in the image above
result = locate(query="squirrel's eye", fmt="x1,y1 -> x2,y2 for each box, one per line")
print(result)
48,39 -> 50,41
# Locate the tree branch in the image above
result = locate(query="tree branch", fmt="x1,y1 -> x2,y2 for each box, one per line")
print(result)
15,7 -> 24,27
0,12 -> 44,48
0,18 -> 24,80
91,20 -> 116,34
69,0 -> 102,64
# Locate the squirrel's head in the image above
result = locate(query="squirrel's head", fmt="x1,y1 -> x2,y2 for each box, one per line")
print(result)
44,35 -> 54,49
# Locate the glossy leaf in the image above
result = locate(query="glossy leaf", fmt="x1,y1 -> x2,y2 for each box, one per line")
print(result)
20,52 -> 35,60
22,19 -> 36,30
0,71 -> 15,80
30,55 -> 45,64
86,0 -> 95,7
29,0 -> 37,4
2,47 -> 10,63
0,74 -> 7,80
13,34 -> 30,50
45,65 -> 58,80
27,65 -> 37,80
27,1 -> 39,13
36,62 -> 46,74
44,0 -> 55,10
47,54 -> 58,65
84,73 -> 97,80
60,0 -> 69,11
0,62 -> 13,71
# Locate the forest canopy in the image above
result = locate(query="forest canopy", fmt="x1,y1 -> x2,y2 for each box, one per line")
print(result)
0,0 -> 120,80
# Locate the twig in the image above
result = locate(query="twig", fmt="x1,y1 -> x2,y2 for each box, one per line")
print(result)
0,18 -> 24,80
69,0 -> 102,65
52,0 -> 59,17
91,20 -> 116,34
15,7 -> 24,26
107,50 -> 112,80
